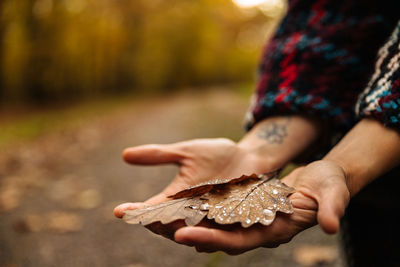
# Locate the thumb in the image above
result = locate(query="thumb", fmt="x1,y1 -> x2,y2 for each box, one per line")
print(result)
316,181 -> 350,234
123,144 -> 188,165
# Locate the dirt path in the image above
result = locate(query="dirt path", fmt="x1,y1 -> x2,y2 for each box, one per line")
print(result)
0,89 -> 343,267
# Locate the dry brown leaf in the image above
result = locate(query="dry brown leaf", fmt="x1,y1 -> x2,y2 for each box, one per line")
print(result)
198,178 -> 295,227
124,198 -> 207,226
169,173 -> 263,199
123,173 -> 295,228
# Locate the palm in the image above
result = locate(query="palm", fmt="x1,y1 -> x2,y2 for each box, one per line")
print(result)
114,138 -> 275,239
114,139 -> 350,254
123,138 -> 274,205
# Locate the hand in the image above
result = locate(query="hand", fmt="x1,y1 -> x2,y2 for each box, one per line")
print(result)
114,116 -> 321,244
173,160 -> 350,254
114,138 -> 278,238
114,115 -> 320,214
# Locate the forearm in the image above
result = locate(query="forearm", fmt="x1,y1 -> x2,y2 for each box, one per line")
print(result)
238,115 -> 321,169
324,118 -> 400,196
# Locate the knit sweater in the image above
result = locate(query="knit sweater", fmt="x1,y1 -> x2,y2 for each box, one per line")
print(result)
246,0 -> 400,134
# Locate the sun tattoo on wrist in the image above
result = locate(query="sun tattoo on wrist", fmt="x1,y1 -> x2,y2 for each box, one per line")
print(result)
257,117 -> 291,144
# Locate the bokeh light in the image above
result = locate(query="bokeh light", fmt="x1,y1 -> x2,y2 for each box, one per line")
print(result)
232,0 -> 267,8
232,0 -> 286,18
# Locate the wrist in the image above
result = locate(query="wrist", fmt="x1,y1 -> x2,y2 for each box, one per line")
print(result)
238,115 -> 321,168
237,145 -> 288,171
323,119 -> 400,197
236,143 -> 292,170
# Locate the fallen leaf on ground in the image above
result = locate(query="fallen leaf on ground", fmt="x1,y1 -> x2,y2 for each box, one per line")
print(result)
46,211 -> 83,233
12,214 -> 44,233
0,185 -> 22,212
74,189 -> 102,209
12,219 -> 31,233
25,214 -> 44,232
293,245 -> 338,266
123,172 -> 294,228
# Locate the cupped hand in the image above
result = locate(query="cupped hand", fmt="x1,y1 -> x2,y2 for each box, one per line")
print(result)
114,138 -> 276,238
114,137 -> 350,254
173,160 -> 350,254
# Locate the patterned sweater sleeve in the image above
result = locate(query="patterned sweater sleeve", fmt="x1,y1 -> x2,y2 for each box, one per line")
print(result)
246,0 -> 398,132
356,21 -> 400,129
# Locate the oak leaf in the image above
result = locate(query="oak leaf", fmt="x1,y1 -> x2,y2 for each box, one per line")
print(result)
123,172 -> 295,228
124,198 -> 207,226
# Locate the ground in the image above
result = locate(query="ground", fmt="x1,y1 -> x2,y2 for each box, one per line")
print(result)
0,89 -> 344,267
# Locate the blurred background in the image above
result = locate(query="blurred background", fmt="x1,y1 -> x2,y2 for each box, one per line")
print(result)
0,0 -> 283,105
0,0 -> 343,266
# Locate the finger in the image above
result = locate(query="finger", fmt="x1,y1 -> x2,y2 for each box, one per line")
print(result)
148,219 -> 237,244
113,202 -> 146,218
317,183 -> 350,234
122,144 -> 188,165
283,165 -> 349,234
174,226 -> 266,254
146,220 -> 187,240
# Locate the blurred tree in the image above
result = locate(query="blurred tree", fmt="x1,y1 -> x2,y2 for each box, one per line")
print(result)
0,0 -> 283,105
